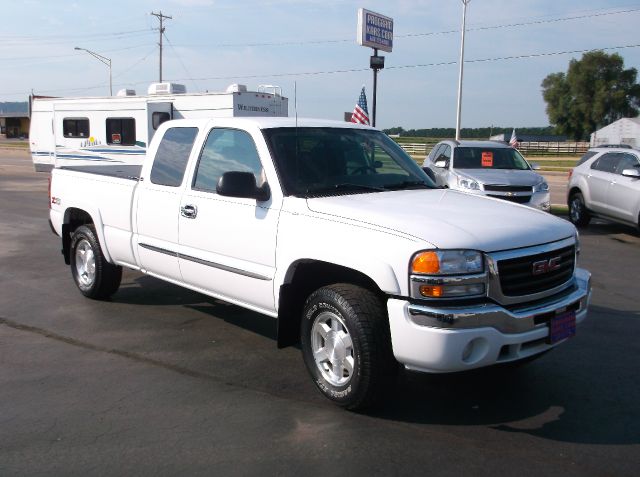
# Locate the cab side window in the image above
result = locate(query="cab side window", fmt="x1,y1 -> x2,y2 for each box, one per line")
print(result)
430,145 -> 444,163
192,128 -> 263,193
150,127 -> 199,187
591,153 -> 621,173
616,153 -> 640,174
437,145 -> 452,167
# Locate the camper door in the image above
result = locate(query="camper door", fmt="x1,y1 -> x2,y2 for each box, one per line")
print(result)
147,102 -> 173,143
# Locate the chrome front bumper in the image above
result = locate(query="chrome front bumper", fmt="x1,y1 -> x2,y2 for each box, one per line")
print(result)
387,268 -> 591,373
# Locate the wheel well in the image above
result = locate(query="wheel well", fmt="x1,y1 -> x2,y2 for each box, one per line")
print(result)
62,208 -> 94,264
276,260 -> 384,348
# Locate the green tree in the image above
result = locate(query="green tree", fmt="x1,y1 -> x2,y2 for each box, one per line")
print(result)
542,51 -> 640,140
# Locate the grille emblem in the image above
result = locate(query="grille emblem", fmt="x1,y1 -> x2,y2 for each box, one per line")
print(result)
532,256 -> 561,275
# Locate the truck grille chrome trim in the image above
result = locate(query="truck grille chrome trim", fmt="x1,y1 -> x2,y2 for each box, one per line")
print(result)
486,237 -> 576,306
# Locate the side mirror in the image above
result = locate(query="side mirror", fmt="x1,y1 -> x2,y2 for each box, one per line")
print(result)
530,163 -> 541,170
621,168 -> 640,178
434,160 -> 447,168
217,171 -> 270,201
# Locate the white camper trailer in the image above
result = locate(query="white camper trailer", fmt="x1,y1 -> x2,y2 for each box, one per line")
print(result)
29,83 -> 288,172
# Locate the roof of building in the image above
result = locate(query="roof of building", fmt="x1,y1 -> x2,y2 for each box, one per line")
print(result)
0,112 -> 29,118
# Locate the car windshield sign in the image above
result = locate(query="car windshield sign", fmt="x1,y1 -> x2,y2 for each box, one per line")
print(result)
262,127 -> 435,197
453,147 -> 530,170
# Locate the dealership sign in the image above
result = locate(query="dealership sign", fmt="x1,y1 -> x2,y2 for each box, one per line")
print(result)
357,8 -> 393,53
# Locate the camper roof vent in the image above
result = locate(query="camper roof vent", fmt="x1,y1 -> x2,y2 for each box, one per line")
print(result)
226,84 -> 247,93
258,84 -> 282,97
148,83 -> 187,95
116,88 -> 136,97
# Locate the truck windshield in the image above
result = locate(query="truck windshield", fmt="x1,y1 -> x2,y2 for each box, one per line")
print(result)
262,127 -> 435,197
453,147 -> 530,170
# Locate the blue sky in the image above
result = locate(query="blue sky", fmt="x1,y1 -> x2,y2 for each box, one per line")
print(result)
1,0 -> 638,129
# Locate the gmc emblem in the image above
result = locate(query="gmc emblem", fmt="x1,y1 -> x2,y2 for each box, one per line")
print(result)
532,256 -> 562,275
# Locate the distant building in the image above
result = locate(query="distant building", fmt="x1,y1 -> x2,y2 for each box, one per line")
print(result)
590,117 -> 640,148
0,112 -> 30,139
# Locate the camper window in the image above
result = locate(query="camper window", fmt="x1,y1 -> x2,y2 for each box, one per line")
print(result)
106,118 -> 136,146
152,112 -> 171,130
63,118 -> 90,138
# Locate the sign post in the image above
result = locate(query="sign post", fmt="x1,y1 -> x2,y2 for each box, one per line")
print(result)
357,8 -> 393,127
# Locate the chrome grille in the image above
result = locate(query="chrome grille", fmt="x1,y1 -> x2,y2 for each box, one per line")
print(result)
497,245 -> 575,296
487,194 -> 531,204
484,185 -> 533,192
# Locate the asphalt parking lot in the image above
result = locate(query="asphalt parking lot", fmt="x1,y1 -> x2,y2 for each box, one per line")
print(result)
1,152 -> 639,476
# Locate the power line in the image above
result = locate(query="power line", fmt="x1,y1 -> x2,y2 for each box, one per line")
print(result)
162,32 -> 202,92
169,7 -> 640,49
2,43 -> 639,98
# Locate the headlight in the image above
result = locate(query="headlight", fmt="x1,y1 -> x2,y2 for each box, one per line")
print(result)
412,250 -> 483,275
457,177 -> 480,191
410,250 -> 486,298
534,181 -> 549,192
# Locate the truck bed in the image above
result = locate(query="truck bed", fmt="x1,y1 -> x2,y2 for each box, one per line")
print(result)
58,165 -> 143,181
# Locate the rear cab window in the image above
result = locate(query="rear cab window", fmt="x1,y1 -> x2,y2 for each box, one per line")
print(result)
576,151 -> 598,166
150,127 -> 199,187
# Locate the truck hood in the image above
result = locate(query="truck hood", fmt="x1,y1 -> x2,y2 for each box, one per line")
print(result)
306,189 -> 574,252
456,168 -> 543,186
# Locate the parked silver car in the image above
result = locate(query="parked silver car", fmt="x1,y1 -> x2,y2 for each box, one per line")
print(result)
423,140 -> 550,210
567,146 -> 640,231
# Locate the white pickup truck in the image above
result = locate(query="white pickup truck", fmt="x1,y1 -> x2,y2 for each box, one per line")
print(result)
49,117 -> 591,410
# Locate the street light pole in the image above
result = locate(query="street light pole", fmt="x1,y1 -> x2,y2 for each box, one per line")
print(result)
455,0 -> 471,141
74,47 -> 112,96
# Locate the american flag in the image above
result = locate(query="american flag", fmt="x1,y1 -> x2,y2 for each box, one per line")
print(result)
350,87 -> 370,125
509,128 -> 519,147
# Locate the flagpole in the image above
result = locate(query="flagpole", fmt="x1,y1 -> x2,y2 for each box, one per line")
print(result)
455,0 -> 471,141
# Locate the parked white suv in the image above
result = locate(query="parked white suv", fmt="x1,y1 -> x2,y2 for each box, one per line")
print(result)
423,140 -> 550,211
567,146 -> 640,231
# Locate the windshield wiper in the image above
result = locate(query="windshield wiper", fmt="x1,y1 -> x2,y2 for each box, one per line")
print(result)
383,180 -> 432,190
305,183 -> 387,196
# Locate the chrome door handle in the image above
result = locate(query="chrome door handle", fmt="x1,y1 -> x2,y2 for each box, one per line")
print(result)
181,204 -> 198,219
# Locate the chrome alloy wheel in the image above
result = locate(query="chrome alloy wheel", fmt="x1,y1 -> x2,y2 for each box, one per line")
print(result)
311,311 -> 355,387
74,239 -> 96,287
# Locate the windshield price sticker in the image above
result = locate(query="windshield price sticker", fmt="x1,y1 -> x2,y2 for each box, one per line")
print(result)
481,152 -> 493,167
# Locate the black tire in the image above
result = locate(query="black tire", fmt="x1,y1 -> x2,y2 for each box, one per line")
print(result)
70,225 -> 122,300
300,284 -> 397,411
568,192 -> 590,227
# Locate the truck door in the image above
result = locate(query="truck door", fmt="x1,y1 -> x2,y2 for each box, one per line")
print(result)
177,126 -> 280,312
147,101 -> 173,145
134,125 -> 199,281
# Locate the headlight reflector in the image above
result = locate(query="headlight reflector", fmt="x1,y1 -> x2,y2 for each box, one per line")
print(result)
458,177 -> 480,190
534,181 -> 549,192
412,250 -> 483,275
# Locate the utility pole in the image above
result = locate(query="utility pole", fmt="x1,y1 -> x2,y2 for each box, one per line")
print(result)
455,0 -> 471,141
151,11 -> 172,83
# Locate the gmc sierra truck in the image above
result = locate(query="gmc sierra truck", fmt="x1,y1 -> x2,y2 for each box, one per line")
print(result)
48,117 -> 591,410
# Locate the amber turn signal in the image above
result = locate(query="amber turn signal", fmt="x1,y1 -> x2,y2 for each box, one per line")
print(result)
419,285 -> 443,297
412,251 -> 440,274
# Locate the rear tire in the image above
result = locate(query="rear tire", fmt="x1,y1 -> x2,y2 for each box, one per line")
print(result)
300,284 -> 397,411
569,192 -> 590,227
70,225 -> 122,300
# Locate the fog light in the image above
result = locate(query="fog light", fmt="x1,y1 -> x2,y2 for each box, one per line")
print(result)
461,337 -> 489,364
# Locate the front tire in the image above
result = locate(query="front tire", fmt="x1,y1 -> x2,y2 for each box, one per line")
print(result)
569,192 -> 590,227
70,225 -> 122,299
300,284 -> 396,411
